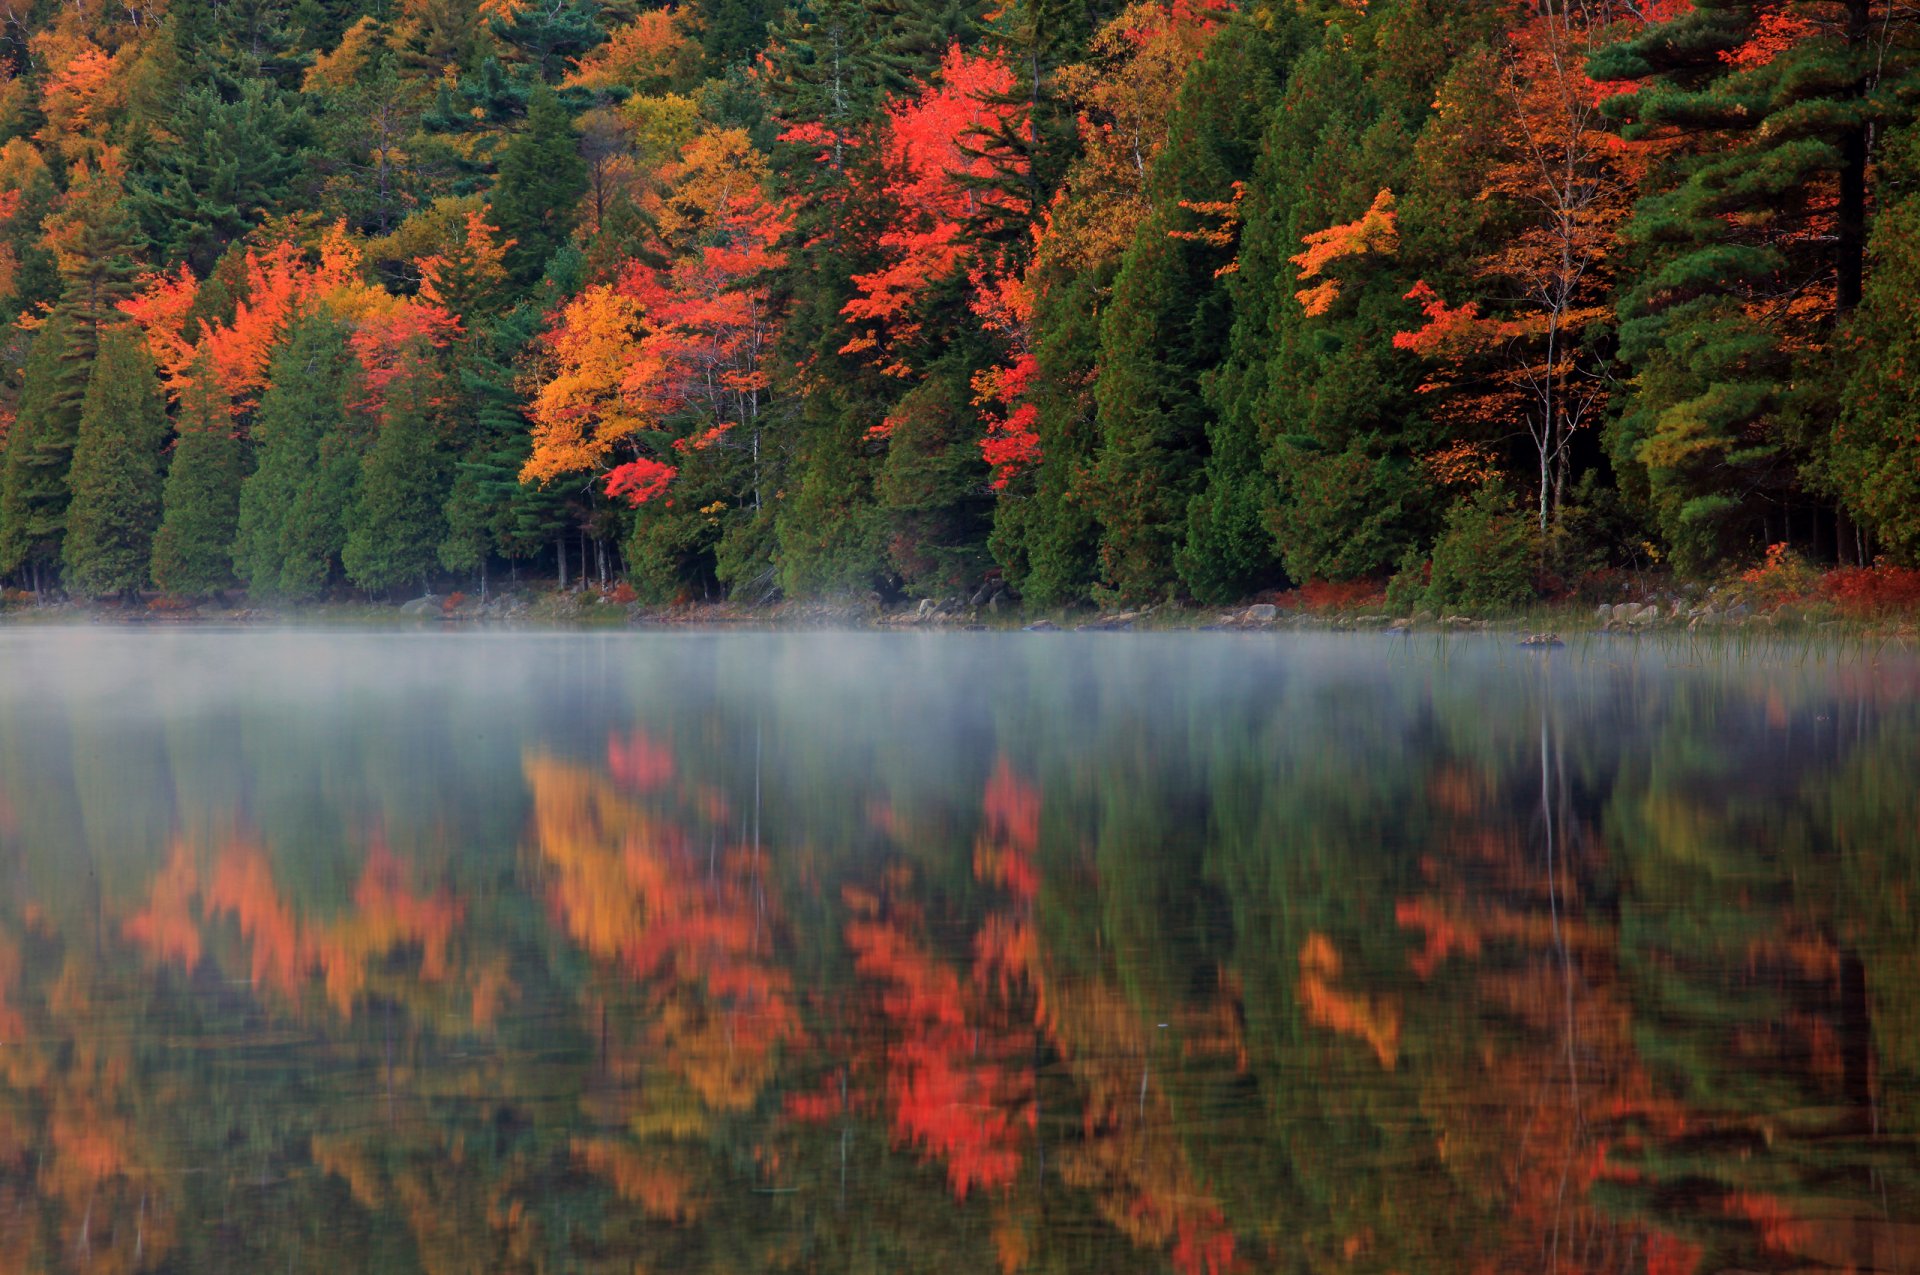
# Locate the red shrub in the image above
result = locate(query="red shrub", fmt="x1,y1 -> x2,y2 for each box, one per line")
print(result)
609,581 -> 638,605
1820,565 -> 1920,616
1275,579 -> 1385,613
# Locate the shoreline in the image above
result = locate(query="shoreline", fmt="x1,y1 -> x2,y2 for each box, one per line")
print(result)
6,590 -> 1918,645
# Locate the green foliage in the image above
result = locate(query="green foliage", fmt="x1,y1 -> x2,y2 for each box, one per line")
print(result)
61,328 -> 168,596
343,361 -> 451,593
491,85 -> 588,284
1086,15 -> 1288,603
875,356 -> 996,598
151,359 -> 247,597
130,81 -> 314,273
1829,126 -> 1920,563
1422,482 -> 1536,612
0,314 -> 80,580
233,313 -> 364,600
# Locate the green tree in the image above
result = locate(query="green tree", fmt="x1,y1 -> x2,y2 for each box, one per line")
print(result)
1085,16 -> 1286,602
130,81 -> 314,274
62,328 -> 169,597
0,314 -> 80,588
343,354 -> 451,593
233,312 -> 364,600
151,355 -> 247,597
1592,0 -> 1920,573
491,85 -> 588,284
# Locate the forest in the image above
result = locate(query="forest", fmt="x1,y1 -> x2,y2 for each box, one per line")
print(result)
0,0 -> 1912,608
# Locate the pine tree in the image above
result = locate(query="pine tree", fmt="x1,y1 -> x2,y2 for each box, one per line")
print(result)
62,328 -> 169,597
151,355 -> 247,597
233,312 -> 364,600
130,81 -> 314,274
1592,0 -> 1920,572
492,85 -> 589,285
440,310 -> 562,587
343,353 -> 451,593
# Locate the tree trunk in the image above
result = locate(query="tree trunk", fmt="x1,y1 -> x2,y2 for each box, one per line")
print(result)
557,534 -> 567,591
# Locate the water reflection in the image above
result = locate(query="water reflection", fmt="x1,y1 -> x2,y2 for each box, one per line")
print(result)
0,629 -> 1918,1272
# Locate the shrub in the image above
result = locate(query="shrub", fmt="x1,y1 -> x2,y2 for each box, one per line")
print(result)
1384,545 -> 1428,612
1424,484 -> 1536,612
1820,564 -> 1920,616
1736,542 -> 1818,608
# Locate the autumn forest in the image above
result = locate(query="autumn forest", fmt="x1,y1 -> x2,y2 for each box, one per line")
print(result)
0,0 -> 1911,606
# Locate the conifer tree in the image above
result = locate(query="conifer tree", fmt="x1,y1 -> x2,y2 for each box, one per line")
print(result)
233,312 -> 363,600
1086,18 -> 1284,601
62,328 -> 169,597
492,85 -> 590,284
151,355 -> 246,597
1593,0 -> 1920,571
130,81 -> 314,273
0,314 -> 80,588
344,352 -> 451,593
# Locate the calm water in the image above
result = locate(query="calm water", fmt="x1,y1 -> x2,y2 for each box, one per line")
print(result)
1,628 -> 1918,1273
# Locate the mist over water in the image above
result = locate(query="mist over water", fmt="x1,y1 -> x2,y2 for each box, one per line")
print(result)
2,628 -> 1918,1273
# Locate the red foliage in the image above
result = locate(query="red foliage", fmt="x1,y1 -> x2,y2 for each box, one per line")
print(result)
607,729 -> 676,791
1273,579 -> 1386,613
1819,564 -> 1920,616
606,457 -> 679,506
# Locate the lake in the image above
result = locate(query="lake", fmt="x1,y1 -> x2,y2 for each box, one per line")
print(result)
1,627 -> 1917,1273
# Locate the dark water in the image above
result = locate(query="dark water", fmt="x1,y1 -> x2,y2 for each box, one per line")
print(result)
2,628 -> 1919,1274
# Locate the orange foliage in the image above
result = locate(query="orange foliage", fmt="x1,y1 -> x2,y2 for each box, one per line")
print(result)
841,46 -> 1030,352
1290,189 -> 1398,316
122,840 -> 203,968
1820,564 -> 1920,615
0,932 -> 20,1043
523,754 -> 801,1111
844,889 -> 1033,1197
607,728 -> 676,791
1298,933 -> 1400,1067
204,833 -> 464,1016
571,1137 -> 702,1220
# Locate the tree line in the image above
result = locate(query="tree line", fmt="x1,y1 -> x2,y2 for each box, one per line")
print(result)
0,0 -> 1914,606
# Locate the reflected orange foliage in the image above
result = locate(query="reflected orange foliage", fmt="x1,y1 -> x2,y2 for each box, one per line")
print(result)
571,1136 -> 702,1220
1298,933 -> 1400,1068
204,834 -> 464,1015
122,839 -> 203,967
524,754 -> 801,1112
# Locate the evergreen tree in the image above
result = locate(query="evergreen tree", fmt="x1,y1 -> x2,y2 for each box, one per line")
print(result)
1592,0 -> 1920,573
130,81 -> 314,273
0,314 -> 80,587
491,85 -> 589,284
1085,17 -> 1284,602
233,312 -> 364,600
62,328 -> 169,597
343,354 -> 451,593
440,310 -> 563,587
151,355 -> 247,597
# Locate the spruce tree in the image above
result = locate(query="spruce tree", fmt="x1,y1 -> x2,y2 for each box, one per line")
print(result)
62,328 -> 169,597
343,355 -> 450,594
491,85 -> 589,285
151,355 -> 246,597
233,312 -> 363,600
